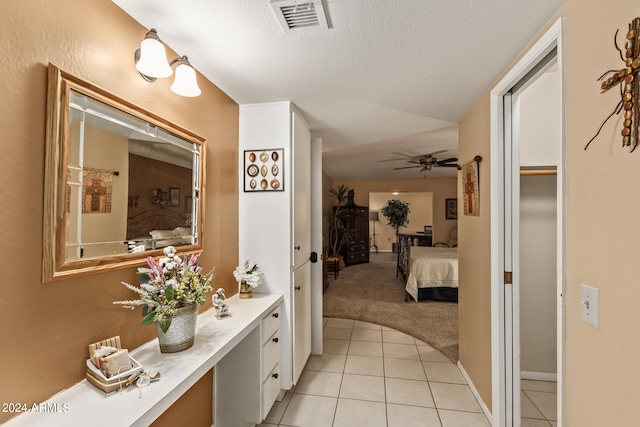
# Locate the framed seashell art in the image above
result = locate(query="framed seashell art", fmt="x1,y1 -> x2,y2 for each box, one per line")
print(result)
244,148 -> 284,192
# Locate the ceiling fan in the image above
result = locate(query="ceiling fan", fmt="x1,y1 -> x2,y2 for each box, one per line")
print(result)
378,150 -> 458,172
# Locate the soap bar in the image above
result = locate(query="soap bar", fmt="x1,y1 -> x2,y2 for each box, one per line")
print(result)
102,349 -> 132,377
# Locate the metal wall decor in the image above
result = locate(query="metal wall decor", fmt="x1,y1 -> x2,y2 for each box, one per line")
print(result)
244,149 -> 284,192
586,17 -> 640,152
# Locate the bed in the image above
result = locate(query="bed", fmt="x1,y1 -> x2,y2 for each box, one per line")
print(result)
126,209 -> 194,252
397,234 -> 459,302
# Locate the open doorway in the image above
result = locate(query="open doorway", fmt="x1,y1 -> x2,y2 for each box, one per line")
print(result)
369,191 -> 434,253
490,18 -> 565,427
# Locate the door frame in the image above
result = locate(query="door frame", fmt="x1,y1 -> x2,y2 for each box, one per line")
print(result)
489,18 -> 565,427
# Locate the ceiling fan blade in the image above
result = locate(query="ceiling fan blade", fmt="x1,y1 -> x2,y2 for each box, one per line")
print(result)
377,158 -> 409,162
425,149 -> 448,157
393,166 -> 421,170
437,164 -> 459,167
391,151 -> 413,157
436,157 -> 458,165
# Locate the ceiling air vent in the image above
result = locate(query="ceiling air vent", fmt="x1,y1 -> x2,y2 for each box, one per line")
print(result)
270,0 -> 329,32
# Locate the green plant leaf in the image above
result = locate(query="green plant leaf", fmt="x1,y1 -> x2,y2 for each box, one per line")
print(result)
141,310 -> 156,325
142,305 -> 150,317
165,285 -> 175,301
159,318 -> 172,333
139,273 -> 150,284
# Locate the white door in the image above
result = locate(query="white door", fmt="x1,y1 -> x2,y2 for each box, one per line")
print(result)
292,262 -> 311,383
291,112 -> 311,269
291,110 -> 312,383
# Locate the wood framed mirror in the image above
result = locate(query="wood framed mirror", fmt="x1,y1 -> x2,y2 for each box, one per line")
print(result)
43,63 -> 206,282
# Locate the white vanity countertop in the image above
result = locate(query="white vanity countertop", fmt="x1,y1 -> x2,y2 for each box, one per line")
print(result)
3,293 -> 283,427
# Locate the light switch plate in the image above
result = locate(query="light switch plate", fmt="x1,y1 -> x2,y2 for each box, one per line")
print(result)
580,283 -> 599,328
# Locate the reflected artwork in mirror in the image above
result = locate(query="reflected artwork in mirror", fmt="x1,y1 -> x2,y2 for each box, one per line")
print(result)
43,64 -> 206,282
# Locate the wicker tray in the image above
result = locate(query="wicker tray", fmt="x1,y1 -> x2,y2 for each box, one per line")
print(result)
85,356 -> 143,394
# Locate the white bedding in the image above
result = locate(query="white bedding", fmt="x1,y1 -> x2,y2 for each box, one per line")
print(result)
405,247 -> 458,301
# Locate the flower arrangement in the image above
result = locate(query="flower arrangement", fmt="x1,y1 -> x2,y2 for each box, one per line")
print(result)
114,246 -> 215,333
233,260 -> 264,293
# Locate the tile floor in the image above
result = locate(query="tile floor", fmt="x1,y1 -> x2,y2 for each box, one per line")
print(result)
521,379 -> 558,427
258,317 -> 491,427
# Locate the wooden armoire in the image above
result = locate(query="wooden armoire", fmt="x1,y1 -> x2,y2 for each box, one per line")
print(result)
338,205 -> 370,266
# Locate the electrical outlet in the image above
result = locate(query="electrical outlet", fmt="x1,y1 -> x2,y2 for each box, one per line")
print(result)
580,283 -> 599,328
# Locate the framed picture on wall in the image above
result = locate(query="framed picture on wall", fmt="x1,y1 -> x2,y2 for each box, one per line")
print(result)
169,187 -> 180,207
445,198 -> 458,219
243,148 -> 284,192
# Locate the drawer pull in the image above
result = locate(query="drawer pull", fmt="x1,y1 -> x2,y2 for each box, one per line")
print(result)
272,312 -> 279,318
272,337 -> 279,343
294,245 -> 301,250
272,373 -> 279,379
295,285 -> 301,290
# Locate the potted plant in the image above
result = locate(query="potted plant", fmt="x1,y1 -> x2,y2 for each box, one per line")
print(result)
233,260 -> 264,299
113,246 -> 215,353
324,184 -> 357,269
381,199 -> 411,251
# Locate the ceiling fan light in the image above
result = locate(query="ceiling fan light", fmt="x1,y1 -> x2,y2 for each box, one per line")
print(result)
135,29 -> 173,79
170,59 -> 201,97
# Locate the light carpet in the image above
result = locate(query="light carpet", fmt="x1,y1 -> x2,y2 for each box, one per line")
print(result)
322,252 -> 459,362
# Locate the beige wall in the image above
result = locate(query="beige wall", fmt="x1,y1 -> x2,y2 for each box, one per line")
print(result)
563,0 -> 640,424
370,191 -> 434,251
0,0 -> 238,424
457,91 -> 494,410
459,0 -> 640,424
330,177 -> 458,245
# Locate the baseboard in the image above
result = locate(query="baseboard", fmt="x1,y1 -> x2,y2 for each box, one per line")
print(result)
457,361 -> 493,426
521,370 -> 557,382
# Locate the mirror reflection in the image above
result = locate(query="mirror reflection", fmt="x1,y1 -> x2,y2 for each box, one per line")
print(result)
44,64 -> 205,282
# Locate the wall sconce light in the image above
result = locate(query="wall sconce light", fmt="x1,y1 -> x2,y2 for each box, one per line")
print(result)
134,28 -> 202,97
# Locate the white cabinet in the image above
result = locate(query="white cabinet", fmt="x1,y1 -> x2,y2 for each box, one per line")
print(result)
261,305 -> 282,419
239,102 -> 313,392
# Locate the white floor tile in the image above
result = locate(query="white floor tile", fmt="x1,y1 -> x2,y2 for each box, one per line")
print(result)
387,403 -> 441,427
521,379 -> 557,393
383,342 -> 421,360
438,409 -> 491,427
344,354 -> 384,376
423,361 -> 466,384
521,390 -> 545,419
295,370 -> 343,397
305,353 -> 346,373
339,373 -> 386,402
521,418 -> 553,427
418,345 -> 452,363
350,328 -> 383,342
385,377 -> 435,407
280,394 -> 337,427
383,329 -> 416,344
324,326 -> 353,340
525,390 -> 557,421
323,338 -> 350,355
430,383 -> 481,412
325,318 -> 354,329
332,398 -> 387,427
414,338 -> 429,346
353,320 -> 382,330
384,357 -> 428,380
348,340 -> 383,357
263,391 -> 292,424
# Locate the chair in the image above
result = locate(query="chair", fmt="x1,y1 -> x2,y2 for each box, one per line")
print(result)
434,228 -> 458,247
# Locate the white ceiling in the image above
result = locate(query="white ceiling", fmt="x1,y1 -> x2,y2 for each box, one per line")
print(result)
112,0 -> 564,179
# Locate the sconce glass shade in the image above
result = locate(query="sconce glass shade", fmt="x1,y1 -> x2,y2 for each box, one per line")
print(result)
170,60 -> 202,97
135,29 -> 173,79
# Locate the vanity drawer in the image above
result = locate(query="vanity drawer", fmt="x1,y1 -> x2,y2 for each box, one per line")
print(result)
262,306 -> 281,344
263,331 -> 280,381
262,364 -> 281,419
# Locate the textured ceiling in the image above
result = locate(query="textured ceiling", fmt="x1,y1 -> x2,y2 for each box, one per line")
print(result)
112,0 -> 564,179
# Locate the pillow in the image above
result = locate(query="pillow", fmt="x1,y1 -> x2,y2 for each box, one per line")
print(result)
149,229 -> 175,239
173,227 -> 192,237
